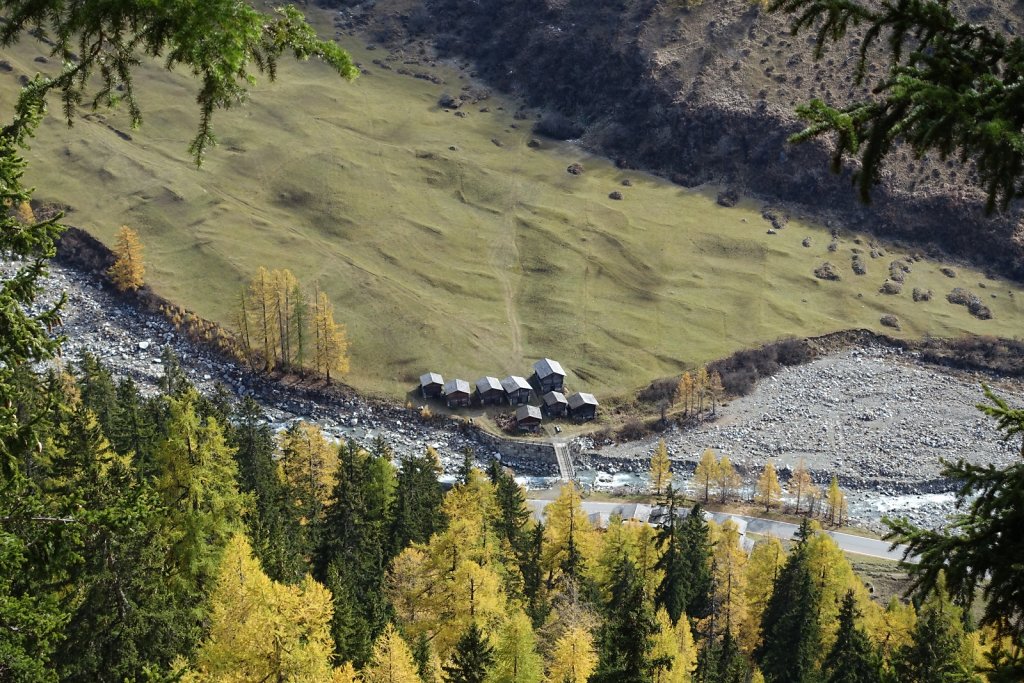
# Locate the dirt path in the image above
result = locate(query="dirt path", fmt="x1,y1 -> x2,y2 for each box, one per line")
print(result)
488,153 -> 524,360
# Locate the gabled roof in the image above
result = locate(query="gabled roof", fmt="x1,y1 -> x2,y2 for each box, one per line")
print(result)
543,391 -> 568,406
501,375 -> 532,393
476,376 -> 503,393
444,378 -> 471,395
567,392 -> 599,409
533,358 -> 566,379
516,404 -> 543,422
420,372 -> 444,387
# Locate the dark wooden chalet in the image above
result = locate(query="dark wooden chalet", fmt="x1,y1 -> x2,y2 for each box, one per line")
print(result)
420,372 -> 444,399
543,390 -> 568,417
533,358 -> 566,392
567,392 -> 599,421
501,375 -> 532,405
476,376 -> 504,406
444,379 -> 472,408
515,404 -> 543,431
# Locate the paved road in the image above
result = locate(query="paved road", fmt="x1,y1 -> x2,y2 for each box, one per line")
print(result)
526,500 -> 915,563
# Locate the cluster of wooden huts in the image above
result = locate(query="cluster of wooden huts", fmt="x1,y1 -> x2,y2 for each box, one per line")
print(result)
419,358 -> 599,431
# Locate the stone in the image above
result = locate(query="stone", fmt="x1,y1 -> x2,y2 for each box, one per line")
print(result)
609,191 -> 623,200
814,262 -> 841,281
566,163 -> 585,175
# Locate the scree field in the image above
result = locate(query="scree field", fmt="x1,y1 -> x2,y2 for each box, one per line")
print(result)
6,13 -> 1024,398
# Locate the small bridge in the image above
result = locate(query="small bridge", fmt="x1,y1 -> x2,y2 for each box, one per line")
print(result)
553,442 -> 575,482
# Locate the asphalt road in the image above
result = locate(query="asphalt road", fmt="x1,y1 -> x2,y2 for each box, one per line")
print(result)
526,500 -> 915,563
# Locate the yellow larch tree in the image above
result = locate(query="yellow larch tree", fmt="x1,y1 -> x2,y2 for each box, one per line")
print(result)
695,367 -> 710,416
714,454 -> 741,504
651,608 -> 696,683
314,288 -> 350,383
15,200 -> 34,224
333,662 -> 360,683
755,462 -> 782,512
708,371 -> 725,415
711,519 -> 748,640
107,225 -> 145,292
693,448 -> 718,503
676,372 -> 694,413
826,475 -> 847,526
804,523 -> 868,651
278,420 -> 339,526
182,534 -> 338,682
362,623 -> 422,683
542,481 -> 599,588
250,266 -> 280,372
650,439 -> 671,496
740,538 -> 785,651
547,626 -> 597,683
788,459 -> 814,514
491,609 -> 544,683
271,268 -> 301,369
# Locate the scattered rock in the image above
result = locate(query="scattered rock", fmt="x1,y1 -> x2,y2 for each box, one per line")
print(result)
814,262 -> 841,281
621,179 -> 632,187
941,267 -> 957,278
438,92 -> 461,109
947,287 -> 994,319
828,240 -> 838,252
527,138 -> 541,148
761,208 -> 788,230
0,60 -> 12,72
609,191 -> 623,200
566,163 -> 585,176
912,288 -> 933,302
852,254 -> 867,275
717,189 -> 739,207
879,280 -> 903,295
33,56 -> 48,64
802,237 -> 812,248
491,138 -> 503,147
138,340 -> 151,350
454,111 -> 467,118
767,229 -> 777,235
889,260 -> 911,282
880,314 -> 901,330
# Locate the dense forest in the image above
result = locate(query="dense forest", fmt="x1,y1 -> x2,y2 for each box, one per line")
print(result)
0,348 -> 1001,682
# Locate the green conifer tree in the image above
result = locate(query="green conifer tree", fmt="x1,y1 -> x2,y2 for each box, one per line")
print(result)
443,622 -> 494,683
823,591 -> 882,683
593,556 -> 659,683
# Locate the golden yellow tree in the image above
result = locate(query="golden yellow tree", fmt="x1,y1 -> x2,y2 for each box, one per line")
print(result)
491,609 -> 544,683
788,459 -> 814,514
741,538 -> 785,651
547,626 -> 597,683
650,439 -> 671,496
15,200 -> 34,224
278,420 -> 339,526
249,266 -> 280,371
107,225 -> 145,292
708,371 -> 725,415
651,608 -> 696,683
714,454 -> 741,504
314,288 -> 350,383
542,481 -> 599,587
271,268 -> 301,369
755,462 -> 782,512
182,534 -> 338,682
711,519 -> 748,639
826,475 -> 847,526
695,367 -> 710,416
362,623 -> 422,683
694,448 -> 718,503
676,372 -> 694,413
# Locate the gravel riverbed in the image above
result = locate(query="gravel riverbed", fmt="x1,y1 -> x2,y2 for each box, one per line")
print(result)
12,258 -> 1023,530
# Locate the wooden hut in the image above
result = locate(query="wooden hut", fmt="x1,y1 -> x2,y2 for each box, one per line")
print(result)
444,379 -> 472,408
420,372 -> 444,399
501,375 -> 532,406
543,390 -> 568,417
516,404 -> 543,432
567,392 -> 599,420
533,358 -> 566,392
476,376 -> 504,406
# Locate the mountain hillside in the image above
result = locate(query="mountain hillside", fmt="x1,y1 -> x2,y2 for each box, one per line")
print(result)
335,0 -> 1024,279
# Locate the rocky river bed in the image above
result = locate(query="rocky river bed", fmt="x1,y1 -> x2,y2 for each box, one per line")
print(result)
11,258 -> 1023,531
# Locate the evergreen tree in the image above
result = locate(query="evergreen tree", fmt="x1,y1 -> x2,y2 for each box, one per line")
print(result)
655,485 -> 689,625
680,504 -> 714,621
229,397 -> 305,582
593,555 -> 658,683
489,459 -> 532,557
893,577 -> 977,682
755,519 -> 821,683
823,591 -> 882,683
76,352 -> 117,434
443,622 -> 494,683
390,447 -> 447,555
318,440 -> 392,665
108,377 -> 157,475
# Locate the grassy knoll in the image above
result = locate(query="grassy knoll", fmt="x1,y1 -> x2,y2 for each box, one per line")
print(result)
5,13 -> 1024,399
